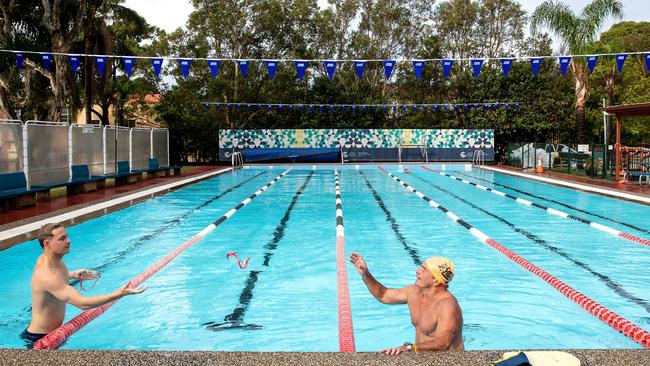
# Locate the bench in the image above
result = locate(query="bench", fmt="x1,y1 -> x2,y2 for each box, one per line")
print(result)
627,171 -> 650,186
132,159 -> 182,178
0,172 -> 48,211
103,161 -> 142,185
69,165 -> 107,193
31,164 -> 108,197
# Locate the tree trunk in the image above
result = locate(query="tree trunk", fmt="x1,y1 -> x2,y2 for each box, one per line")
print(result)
573,64 -> 589,143
48,35 -> 68,122
42,0 -> 86,122
605,76 -> 614,145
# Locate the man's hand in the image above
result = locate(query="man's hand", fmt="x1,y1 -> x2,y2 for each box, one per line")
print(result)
350,253 -> 369,276
380,345 -> 408,355
116,282 -> 147,298
71,269 -> 99,280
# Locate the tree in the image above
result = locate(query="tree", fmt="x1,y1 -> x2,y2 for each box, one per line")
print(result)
531,0 -> 623,143
434,0 -> 479,59
40,0 -> 86,121
477,0 -> 526,59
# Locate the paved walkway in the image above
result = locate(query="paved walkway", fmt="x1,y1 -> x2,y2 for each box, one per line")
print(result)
485,165 -> 650,204
1,349 -> 648,366
0,166 -> 228,249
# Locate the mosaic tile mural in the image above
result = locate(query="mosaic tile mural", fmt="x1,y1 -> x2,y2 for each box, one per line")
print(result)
219,129 -> 493,149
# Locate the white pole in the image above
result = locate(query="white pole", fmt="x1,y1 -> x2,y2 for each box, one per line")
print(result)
102,126 -> 107,175
23,123 -> 29,189
602,111 -> 608,148
68,124 -> 73,180
150,128 -> 154,159
129,128 -> 133,171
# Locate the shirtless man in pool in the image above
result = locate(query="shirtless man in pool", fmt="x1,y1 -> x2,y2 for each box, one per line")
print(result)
350,253 -> 464,354
22,223 -> 146,348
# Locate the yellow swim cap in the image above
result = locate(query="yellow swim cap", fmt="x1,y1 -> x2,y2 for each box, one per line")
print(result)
424,257 -> 455,285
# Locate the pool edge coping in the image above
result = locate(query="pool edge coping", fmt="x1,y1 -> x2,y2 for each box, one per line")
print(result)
0,348 -> 647,366
480,166 -> 650,205
0,167 -> 232,249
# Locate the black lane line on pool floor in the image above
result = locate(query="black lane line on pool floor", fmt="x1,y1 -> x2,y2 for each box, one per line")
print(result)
456,171 -> 650,236
12,172 -> 269,322
358,171 -> 422,266
203,171 -> 314,331
67,171 -> 269,287
410,174 -> 650,314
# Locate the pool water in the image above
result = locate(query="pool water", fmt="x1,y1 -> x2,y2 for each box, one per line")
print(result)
0,165 -> 648,350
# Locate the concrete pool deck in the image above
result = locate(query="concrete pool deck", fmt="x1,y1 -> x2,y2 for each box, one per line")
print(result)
1,349 -> 648,365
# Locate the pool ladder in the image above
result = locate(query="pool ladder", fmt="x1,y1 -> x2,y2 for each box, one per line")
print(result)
232,151 -> 244,169
472,150 -> 485,167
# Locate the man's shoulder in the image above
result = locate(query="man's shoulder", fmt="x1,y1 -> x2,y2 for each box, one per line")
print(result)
439,292 -> 462,311
32,266 -> 64,290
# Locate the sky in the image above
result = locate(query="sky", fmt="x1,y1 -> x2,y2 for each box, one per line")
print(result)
123,0 -> 647,49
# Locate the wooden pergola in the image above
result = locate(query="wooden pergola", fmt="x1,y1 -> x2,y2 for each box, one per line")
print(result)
602,102 -> 650,183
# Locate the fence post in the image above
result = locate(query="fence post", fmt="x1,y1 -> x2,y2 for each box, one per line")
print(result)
22,123 -> 29,189
68,124 -> 73,180
568,144 -> 572,174
603,144 -> 609,179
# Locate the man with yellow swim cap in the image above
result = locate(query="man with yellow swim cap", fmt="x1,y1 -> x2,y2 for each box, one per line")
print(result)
350,253 -> 464,354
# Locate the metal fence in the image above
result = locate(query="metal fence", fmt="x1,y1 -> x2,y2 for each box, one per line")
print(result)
71,124 -> 104,176
0,119 -> 24,173
507,142 -> 615,179
0,120 -> 170,188
25,121 -> 69,187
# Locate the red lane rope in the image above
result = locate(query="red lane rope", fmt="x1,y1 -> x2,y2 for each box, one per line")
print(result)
34,168 -> 292,350
485,238 -> 650,348
335,170 -> 355,352
379,166 -> 650,348
34,234 -> 203,350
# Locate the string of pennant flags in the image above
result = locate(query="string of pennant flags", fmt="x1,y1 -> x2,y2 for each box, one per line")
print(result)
201,101 -> 521,112
5,49 -> 650,81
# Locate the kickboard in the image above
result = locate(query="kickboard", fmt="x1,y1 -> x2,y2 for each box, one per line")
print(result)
502,351 -> 581,366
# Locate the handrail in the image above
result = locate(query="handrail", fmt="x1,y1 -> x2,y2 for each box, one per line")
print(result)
473,150 -> 485,166
25,120 -> 68,127
0,119 -> 23,124
398,137 -> 428,163
231,151 -> 244,169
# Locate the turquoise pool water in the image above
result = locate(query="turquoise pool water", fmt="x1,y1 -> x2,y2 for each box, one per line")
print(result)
0,165 -> 648,350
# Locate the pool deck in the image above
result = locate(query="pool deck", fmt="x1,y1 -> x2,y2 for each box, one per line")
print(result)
484,165 -> 650,205
1,164 -> 649,361
0,166 -> 230,249
1,349 -> 648,365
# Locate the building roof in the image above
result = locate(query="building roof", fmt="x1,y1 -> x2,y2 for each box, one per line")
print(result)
603,102 -> 650,118
127,94 -> 161,104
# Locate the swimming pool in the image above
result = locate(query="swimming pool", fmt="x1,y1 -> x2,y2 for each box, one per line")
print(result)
1,165 -> 648,350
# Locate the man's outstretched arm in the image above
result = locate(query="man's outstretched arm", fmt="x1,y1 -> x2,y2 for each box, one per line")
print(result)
350,253 -> 408,304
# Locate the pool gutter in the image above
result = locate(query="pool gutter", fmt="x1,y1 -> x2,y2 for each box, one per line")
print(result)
0,349 -> 647,366
0,167 -> 232,249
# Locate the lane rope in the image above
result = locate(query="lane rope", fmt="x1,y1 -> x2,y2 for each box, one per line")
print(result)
421,166 -> 650,247
453,170 -> 650,235
34,168 -> 292,350
379,166 -> 650,348
334,170 -> 356,352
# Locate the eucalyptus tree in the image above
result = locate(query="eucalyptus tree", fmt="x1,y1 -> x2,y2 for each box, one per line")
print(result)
350,0 -> 435,102
434,0 -> 479,59
0,0 -> 50,120
85,0 -> 151,125
531,0 -> 623,143
477,0 -> 526,59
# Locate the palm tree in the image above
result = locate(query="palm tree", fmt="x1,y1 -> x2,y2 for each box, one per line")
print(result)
531,0 -> 622,143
